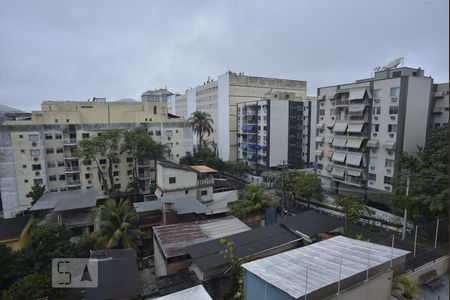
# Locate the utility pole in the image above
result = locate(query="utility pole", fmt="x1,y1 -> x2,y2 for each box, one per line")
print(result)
402,173 -> 410,240
281,160 -> 286,216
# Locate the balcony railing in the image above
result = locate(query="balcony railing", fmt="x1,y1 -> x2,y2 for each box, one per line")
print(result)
63,139 -> 78,145
197,178 -> 214,187
64,153 -> 78,159
65,166 -> 80,172
66,180 -> 81,186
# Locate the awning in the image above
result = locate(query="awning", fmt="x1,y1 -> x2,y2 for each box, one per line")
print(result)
315,148 -> 324,156
325,164 -> 333,172
247,153 -> 254,160
331,152 -> 346,163
331,166 -> 346,178
349,89 -> 366,100
333,123 -> 348,133
317,123 -> 325,130
315,136 -> 324,143
348,105 -> 366,115
347,169 -> 362,177
240,143 -> 247,149
346,153 -> 363,167
367,139 -> 380,148
346,139 -> 363,149
383,141 -> 397,150
347,123 -> 364,133
326,137 -> 334,144
326,122 -> 335,129
332,137 -> 347,147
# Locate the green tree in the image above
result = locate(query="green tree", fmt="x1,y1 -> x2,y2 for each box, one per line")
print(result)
26,184 -> 46,206
188,111 -> 214,145
393,127 -> 449,222
285,171 -> 322,209
230,184 -> 274,219
179,144 -> 226,171
0,246 -> 18,290
93,198 -> 143,249
1,273 -> 66,300
219,239 -> 245,300
334,194 -> 368,227
392,274 -> 420,299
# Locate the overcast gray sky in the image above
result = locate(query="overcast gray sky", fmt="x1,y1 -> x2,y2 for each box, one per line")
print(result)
0,0 -> 448,111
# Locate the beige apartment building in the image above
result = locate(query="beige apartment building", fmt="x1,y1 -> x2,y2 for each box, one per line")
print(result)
167,72 -> 307,161
0,89 -> 193,218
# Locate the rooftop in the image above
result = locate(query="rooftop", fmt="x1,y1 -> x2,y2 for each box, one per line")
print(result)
158,160 -> 195,172
0,214 -> 32,241
30,189 -> 98,212
242,235 -> 410,299
189,165 -> 218,173
153,216 -> 250,258
154,285 -> 212,300
133,195 -> 211,215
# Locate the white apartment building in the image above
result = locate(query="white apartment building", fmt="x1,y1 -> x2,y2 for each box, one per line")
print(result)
315,66 -> 437,198
431,83 -> 449,128
0,90 -> 193,218
236,92 -> 316,170
167,72 -> 307,161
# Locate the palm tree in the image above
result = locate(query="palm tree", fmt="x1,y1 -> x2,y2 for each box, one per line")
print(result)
231,184 -> 274,219
188,111 -> 214,145
93,198 -> 143,249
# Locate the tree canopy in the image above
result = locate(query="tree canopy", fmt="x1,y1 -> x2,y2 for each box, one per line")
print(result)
230,183 -> 274,219
26,184 -> 46,205
334,194 -> 368,226
188,111 -> 214,145
285,170 -> 322,208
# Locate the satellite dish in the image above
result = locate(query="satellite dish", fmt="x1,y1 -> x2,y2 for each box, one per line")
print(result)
385,57 -> 404,70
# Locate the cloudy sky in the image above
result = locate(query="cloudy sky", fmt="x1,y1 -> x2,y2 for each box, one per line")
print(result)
0,0 -> 448,111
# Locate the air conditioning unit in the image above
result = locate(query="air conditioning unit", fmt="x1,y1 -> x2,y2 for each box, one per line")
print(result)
371,149 -> 377,153
387,151 -> 393,155
87,180 -> 92,184
33,157 -> 39,161
390,116 -> 396,121
373,133 -> 377,137
86,167 -> 91,171
115,178 -> 120,181
369,181 -> 374,185
320,102 -> 324,106
35,171 -> 40,176
373,116 -> 379,120
389,133 -> 395,138
391,97 -> 398,102
331,117 -> 335,121
386,168 -> 392,173
128,175 -> 133,179
32,142 -> 37,147
101,166 -> 106,169
114,165 -> 118,168
320,117 -> 324,121
374,98 -> 380,103
385,186 -> 391,191
128,164 -> 132,167
370,166 -> 375,170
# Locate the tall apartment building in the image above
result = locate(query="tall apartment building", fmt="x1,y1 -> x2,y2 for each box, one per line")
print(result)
0,89 -> 193,218
236,92 -> 316,170
167,72 -> 307,161
315,66 -> 438,198
431,83 -> 449,128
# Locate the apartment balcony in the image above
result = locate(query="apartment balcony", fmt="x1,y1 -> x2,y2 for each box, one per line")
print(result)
335,99 -> 350,106
432,107 -> 444,114
137,160 -> 152,167
65,166 -> 80,173
63,139 -> 78,146
64,153 -> 79,159
138,172 -> 153,180
66,180 -> 81,187
197,178 -> 214,187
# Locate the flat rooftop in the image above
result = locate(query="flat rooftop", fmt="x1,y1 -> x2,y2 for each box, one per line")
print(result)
133,195 -> 211,215
242,235 -> 409,299
154,285 -> 212,300
30,189 -> 98,212
153,216 -> 250,259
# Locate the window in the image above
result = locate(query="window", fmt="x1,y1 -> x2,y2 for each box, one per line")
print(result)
60,188 -> 67,191
384,176 -> 392,184
201,190 -> 208,196
56,147 -> 63,153
46,148 -> 54,154
372,107 -> 381,115
169,177 -> 176,184
127,170 -> 132,175
390,87 -> 400,97
330,109 -> 336,115
47,162 -> 56,168
32,164 -> 41,170
372,124 -> 379,132
126,157 -> 133,162
392,71 -> 402,78
59,175 -> 66,181
22,164 -> 27,168
175,130 -> 179,133
66,119 -> 70,123
389,106 -> 399,114
166,143 -> 173,149
49,175 -> 57,182
83,160 -> 92,165
82,133 -> 90,139
319,109 -> 325,116
166,130 -> 172,136
149,131 -> 154,136
85,174 -> 92,179
155,130 -> 161,136
99,159 -> 107,165
385,159 -> 395,168
45,134 -> 53,140
20,149 -> 25,154
388,124 -> 397,133
185,190 -> 189,194
57,161 -> 65,167
55,133 -> 62,140
24,179 -> 28,183
30,149 -> 40,157
113,171 -> 119,176
153,106 -> 157,114
369,156 -> 377,166
373,89 -> 382,98
19,135 -> 23,139
34,179 -> 44,186
368,173 -> 376,181
29,134 -> 39,142
54,119 -> 59,123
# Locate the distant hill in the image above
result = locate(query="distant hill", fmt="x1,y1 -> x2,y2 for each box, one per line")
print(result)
0,104 -> 26,113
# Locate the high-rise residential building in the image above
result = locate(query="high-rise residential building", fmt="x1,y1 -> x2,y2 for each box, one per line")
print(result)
236,92 -> 316,170
431,83 -> 449,128
315,66 -> 439,199
0,89 -> 193,218
167,72 -> 307,161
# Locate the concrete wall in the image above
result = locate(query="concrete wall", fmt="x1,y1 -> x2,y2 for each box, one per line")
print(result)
335,271 -> 393,300
406,255 -> 448,284
244,269 -> 293,300
0,131 -> 20,218
269,101 -> 289,167
156,164 -> 197,191
218,73 -> 230,160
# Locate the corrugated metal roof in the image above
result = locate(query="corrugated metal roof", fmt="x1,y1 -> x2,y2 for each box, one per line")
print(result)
0,214 -> 31,240
154,216 -> 250,258
133,195 -> 211,215
30,189 -> 98,212
155,285 -> 212,300
190,165 -> 218,173
242,236 -> 410,299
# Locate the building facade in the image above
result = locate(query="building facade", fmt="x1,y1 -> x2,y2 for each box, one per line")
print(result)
236,93 -> 316,170
431,82 -> 449,128
315,67 -> 437,197
0,90 -> 193,218
167,72 -> 307,161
